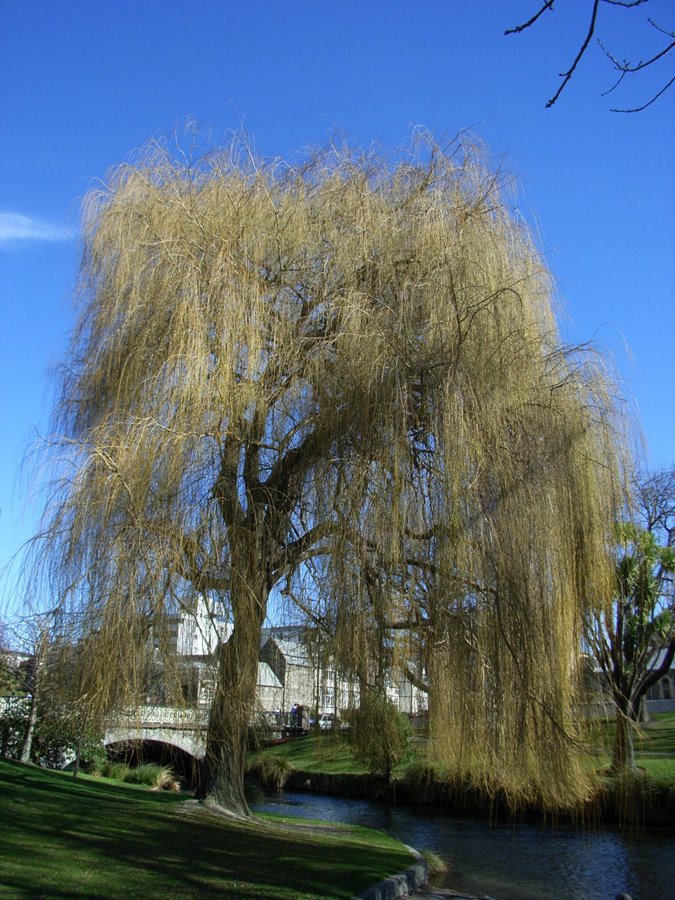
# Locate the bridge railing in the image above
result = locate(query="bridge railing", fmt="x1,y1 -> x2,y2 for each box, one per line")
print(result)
108,705 -> 209,730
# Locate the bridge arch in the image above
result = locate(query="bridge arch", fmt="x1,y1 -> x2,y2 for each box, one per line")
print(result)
104,728 -> 204,759
104,732 -> 203,789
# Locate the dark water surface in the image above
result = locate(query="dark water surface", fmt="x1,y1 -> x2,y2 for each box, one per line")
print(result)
254,790 -> 675,899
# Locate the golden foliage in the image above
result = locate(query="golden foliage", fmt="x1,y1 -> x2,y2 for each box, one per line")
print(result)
26,133 -> 631,811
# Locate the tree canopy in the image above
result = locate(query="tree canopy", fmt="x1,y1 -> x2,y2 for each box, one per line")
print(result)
25,134 -> 631,814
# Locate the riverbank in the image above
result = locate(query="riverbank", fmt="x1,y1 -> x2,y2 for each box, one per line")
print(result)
279,766 -> 675,829
249,713 -> 675,828
254,788 -> 675,899
0,759 -> 416,898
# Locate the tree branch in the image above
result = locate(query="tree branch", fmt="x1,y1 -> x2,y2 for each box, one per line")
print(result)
506,0 -> 670,111
611,74 -> 675,112
405,661 -> 429,694
600,36 -> 675,74
505,1 -> 555,36
546,0 -> 601,108
633,637 -> 675,699
214,433 -> 245,528
601,0 -> 648,8
273,519 -> 336,578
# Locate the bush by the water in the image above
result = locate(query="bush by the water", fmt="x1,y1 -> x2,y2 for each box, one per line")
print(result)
421,849 -> 449,880
347,693 -> 410,780
247,755 -> 294,790
402,761 -> 441,789
98,760 -> 179,790
99,760 -> 129,781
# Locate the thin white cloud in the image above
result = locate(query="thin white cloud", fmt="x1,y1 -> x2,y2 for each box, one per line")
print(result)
0,211 -> 73,244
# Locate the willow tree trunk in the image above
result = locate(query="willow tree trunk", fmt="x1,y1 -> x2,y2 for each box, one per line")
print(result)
196,555 -> 268,816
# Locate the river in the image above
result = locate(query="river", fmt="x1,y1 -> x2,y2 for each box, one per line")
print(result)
254,790 -> 675,899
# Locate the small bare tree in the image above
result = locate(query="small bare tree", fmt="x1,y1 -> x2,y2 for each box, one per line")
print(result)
24,133 -> 631,815
0,612 -> 61,764
1,623 -> 28,758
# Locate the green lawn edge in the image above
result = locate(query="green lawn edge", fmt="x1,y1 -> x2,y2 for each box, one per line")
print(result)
250,713 -> 675,788
0,759 -> 414,899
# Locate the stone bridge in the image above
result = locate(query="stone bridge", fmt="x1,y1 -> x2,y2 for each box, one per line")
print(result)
104,705 -> 208,760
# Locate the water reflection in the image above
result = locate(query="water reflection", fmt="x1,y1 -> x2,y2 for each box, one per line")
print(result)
254,791 -> 675,899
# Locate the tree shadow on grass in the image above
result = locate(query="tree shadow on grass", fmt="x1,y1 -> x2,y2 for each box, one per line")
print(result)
0,760 -> 411,898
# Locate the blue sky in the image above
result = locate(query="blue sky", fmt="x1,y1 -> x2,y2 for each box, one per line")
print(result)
1,0 -> 673,600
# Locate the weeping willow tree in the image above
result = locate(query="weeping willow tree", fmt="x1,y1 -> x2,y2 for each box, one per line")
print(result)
26,133 -> 630,815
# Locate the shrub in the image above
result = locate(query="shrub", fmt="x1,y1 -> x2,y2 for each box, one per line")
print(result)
100,760 -> 131,781
402,761 -> 440,789
79,738 -> 108,775
347,693 -> 410,780
247,756 -> 293,791
98,760 -> 178,790
122,762 -> 177,790
0,697 -> 31,760
420,849 -> 449,880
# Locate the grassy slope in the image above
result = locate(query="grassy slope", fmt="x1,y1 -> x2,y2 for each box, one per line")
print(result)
635,712 -> 675,755
250,732 -> 368,775
590,712 -> 675,783
0,760 -> 413,899
252,714 -> 675,785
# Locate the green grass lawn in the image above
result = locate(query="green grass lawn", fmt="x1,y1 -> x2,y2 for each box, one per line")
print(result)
0,759 -> 414,899
249,731 -> 368,775
589,711 -> 675,785
630,712 -> 675,783
636,712 -> 675,755
252,713 -> 675,788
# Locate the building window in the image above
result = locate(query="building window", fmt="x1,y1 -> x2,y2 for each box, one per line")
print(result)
321,691 -> 334,709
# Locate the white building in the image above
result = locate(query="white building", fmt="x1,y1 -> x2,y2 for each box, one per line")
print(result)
175,596 -> 232,656
165,603 -> 428,719
643,650 -> 675,714
260,628 -> 359,717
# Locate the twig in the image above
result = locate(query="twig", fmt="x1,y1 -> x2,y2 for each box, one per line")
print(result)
611,73 -> 675,111
505,1 -> 555,36
546,0 -> 601,108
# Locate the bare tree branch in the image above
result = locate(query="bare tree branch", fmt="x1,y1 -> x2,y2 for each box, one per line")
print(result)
504,1 -> 555,36
611,73 -> 675,111
547,0 -> 601,108
506,0 -> 674,111
600,34 -> 675,73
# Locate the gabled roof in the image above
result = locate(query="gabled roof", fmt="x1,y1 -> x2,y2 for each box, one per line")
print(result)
262,635 -> 313,667
257,661 -> 282,689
